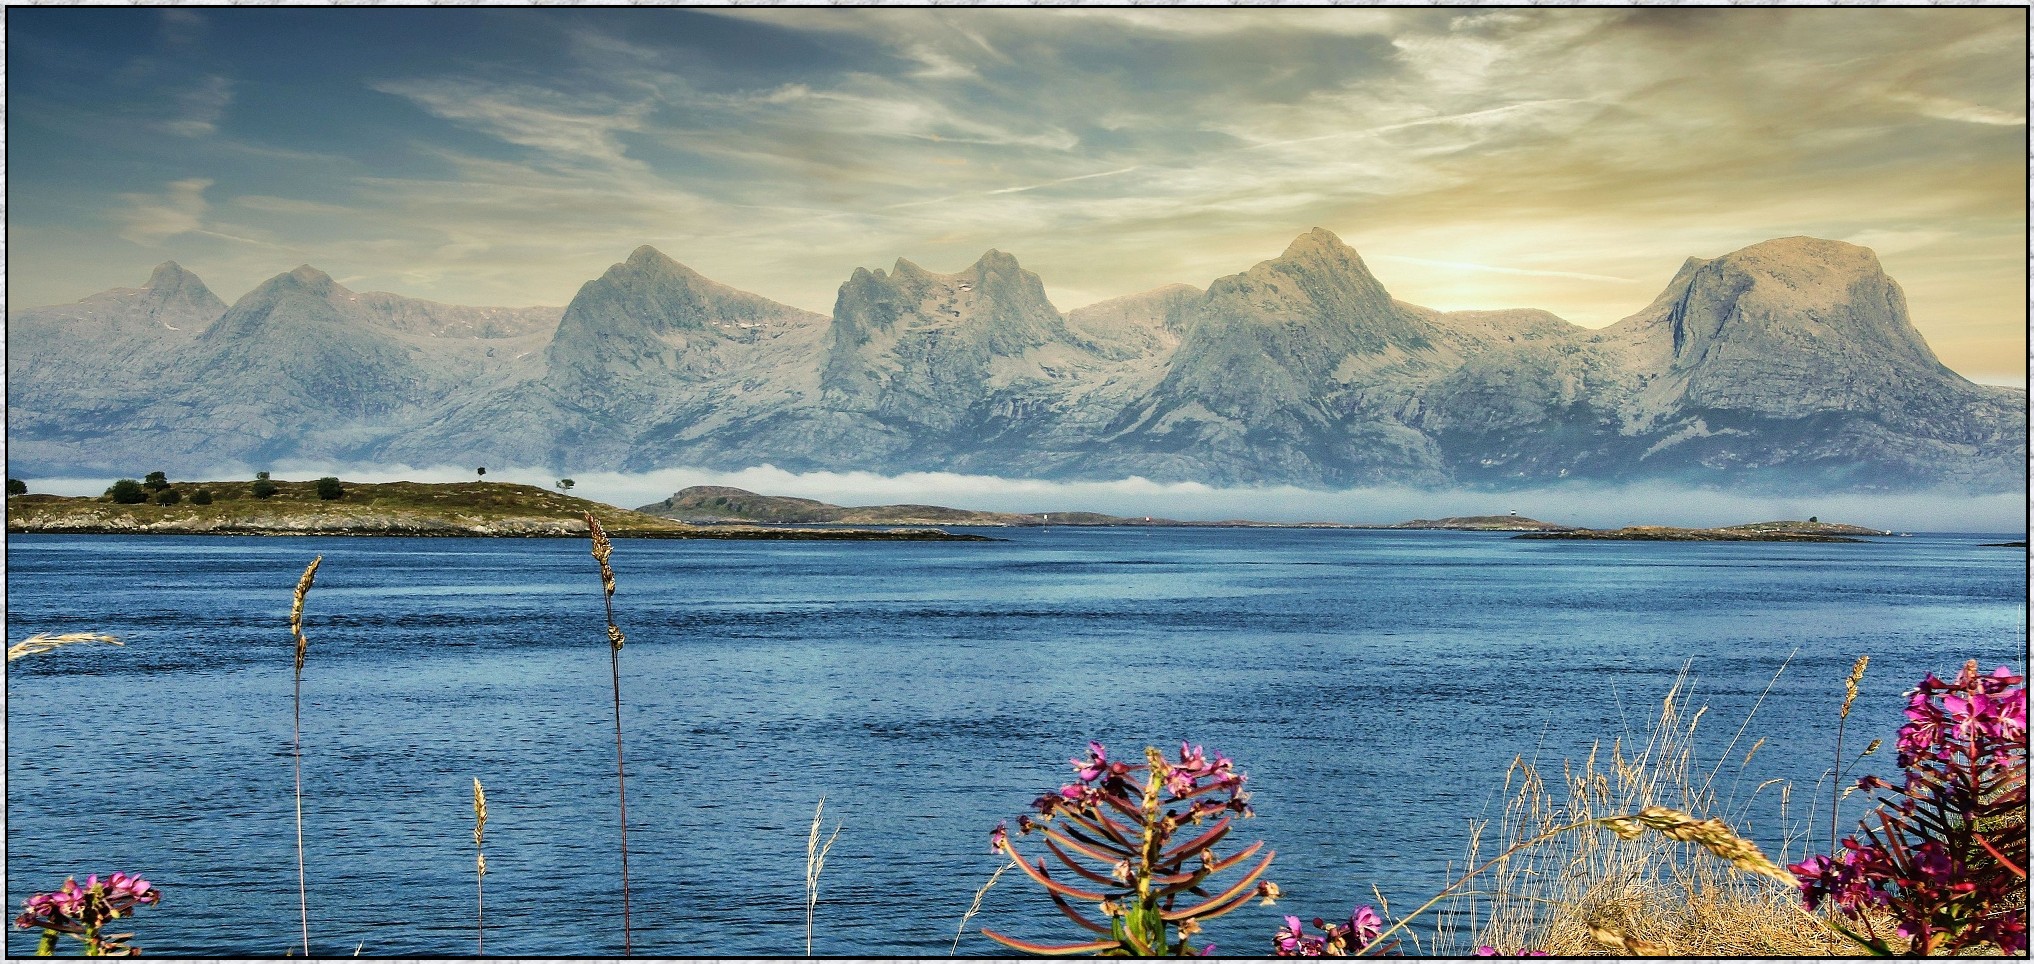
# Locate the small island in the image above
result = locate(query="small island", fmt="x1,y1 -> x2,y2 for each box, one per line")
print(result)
1385,515 -> 1575,532
1513,520 -> 1883,543
5,479 -> 990,542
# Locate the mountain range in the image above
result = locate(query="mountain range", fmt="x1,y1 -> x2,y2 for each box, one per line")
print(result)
8,230 -> 2023,492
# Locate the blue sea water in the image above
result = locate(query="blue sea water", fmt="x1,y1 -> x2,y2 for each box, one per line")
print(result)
4,528 -> 2025,956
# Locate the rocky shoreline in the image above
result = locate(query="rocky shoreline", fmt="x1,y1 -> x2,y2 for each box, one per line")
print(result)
1515,525 -> 1866,543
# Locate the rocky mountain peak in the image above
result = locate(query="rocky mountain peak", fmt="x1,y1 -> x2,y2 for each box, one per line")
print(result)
277,264 -> 341,297
970,248 -> 1022,277
607,245 -> 705,286
1664,236 -> 1934,366
1279,226 -> 1354,260
146,261 -> 209,293
138,261 -> 227,320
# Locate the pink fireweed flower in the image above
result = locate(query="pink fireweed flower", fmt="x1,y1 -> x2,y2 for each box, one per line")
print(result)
1072,741 -> 1108,783
14,871 -> 160,938
1058,784 -> 1103,808
1346,905 -> 1383,950
990,821 -> 1009,854
1273,915 -> 1326,956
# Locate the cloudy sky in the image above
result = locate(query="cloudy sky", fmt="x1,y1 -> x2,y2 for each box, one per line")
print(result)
9,7 -> 2026,383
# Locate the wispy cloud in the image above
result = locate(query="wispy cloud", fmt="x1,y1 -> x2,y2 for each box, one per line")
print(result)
159,74 -> 232,137
114,178 -> 212,245
1889,92 -> 2025,127
371,77 -> 653,170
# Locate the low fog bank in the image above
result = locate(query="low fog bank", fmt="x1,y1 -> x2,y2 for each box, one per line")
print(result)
24,461 -> 2027,534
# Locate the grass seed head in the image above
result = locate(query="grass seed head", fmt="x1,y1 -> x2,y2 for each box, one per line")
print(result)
1630,806 -> 1798,886
7,632 -> 124,661
585,513 -> 616,597
291,557 -> 322,674
1840,655 -> 1869,719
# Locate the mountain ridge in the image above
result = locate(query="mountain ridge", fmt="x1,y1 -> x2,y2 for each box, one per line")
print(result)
9,231 -> 2022,493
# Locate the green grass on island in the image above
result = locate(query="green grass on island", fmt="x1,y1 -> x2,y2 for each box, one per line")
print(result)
4,479 -> 988,541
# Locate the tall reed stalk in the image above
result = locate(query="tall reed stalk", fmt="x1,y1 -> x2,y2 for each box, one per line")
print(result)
289,556 -> 322,958
585,514 -> 631,954
473,777 -> 488,954
1831,655 -> 1869,856
805,797 -> 842,955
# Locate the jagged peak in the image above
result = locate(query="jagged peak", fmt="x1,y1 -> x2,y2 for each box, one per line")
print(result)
140,261 -> 222,307
287,264 -> 335,286
147,261 -> 198,285
625,244 -> 678,269
1278,226 -> 1357,261
236,264 -> 342,302
610,245 -> 701,281
972,248 -> 1021,272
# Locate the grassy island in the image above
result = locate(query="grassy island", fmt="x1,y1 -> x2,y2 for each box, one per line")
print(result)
1514,520 -> 1881,543
4,480 -> 988,541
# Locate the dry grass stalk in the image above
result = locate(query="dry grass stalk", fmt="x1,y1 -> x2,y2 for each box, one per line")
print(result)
474,777 -> 488,955
1829,654 -> 1869,898
1443,670 -> 1851,957
290,556 -> 322,958
952,860 -> 1013,956
7,632 -> 124,661
805,796 -> 843,955
585,513 -> 632,955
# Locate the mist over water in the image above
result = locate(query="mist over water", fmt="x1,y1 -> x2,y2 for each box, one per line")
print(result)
29,462 -> 2027,533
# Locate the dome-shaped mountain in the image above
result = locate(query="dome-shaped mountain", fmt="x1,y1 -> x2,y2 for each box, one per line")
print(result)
1614,237 -> 1963,418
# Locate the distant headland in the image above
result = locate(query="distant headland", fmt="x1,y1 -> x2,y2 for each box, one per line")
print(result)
3,480 -> 988,542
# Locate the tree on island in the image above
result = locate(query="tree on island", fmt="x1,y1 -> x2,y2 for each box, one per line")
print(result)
476,467 -> 486,479
6,479 -> 24,496
316,477 -> 345,501
556,479 -> 575,493
251,473 -> 279,499
191,489 -> 214,506
143,471 -> 171,492
109,479 -> 147,504
155,488 -> 182,506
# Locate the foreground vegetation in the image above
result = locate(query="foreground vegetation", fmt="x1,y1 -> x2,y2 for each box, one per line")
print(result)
9,523 -> 2024,956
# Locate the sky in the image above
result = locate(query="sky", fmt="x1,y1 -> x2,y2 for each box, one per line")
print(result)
8,7 -> 2027,384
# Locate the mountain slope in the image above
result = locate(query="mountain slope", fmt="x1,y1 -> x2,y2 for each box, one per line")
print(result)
8,262 -> 227,448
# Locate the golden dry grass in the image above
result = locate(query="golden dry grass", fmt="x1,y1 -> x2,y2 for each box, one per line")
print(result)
1437,671 -> 1865,957
6,632 -> 123,661
805,796 -> 843,955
